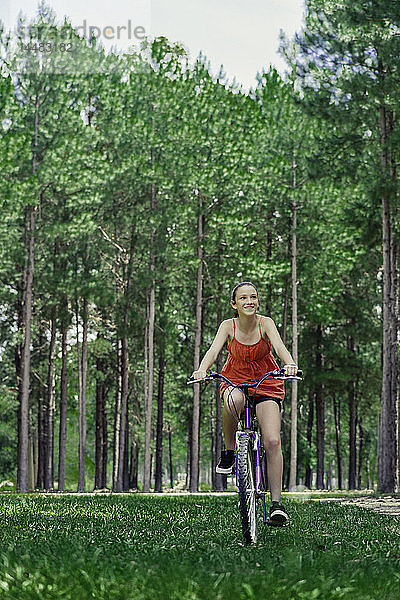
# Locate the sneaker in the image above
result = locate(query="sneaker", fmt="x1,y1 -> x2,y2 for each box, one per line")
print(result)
268,501 -> 288,526
216,450 -> 235,474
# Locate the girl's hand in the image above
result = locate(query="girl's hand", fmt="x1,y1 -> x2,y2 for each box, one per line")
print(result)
191,369 -> 207,381
283,364 -> 298,377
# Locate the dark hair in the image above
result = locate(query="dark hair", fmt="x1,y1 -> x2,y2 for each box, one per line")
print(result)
231,281 -> 258,317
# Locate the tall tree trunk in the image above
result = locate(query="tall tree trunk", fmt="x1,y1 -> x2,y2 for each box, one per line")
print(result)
44,315 -> 56,490
113,339 -> 122,490
118,229 -> 135,492
33,428 -> 38,489
15,284 -> 22,473
186,421 -> 191,489
130,439 -> 139,490
17,204 -> 36,493
123,412 -> 130,491
143,282 -> 155,491
265,229 -> 273,316
168,425 -> 173,489
305,388 -> 314,489
17,91 -> 39,493
289,169 -> 299,490
348,390 -> 357,487
154,351 -> 165,492
77,297 -> 88,492
95,351 -> 107,490
282,277 -> 289,346
142,295 -> 149,485
210,390 -> 216,489
378,96 -> 398,492
214,349 -> 224,492
76,299 -> 82,483
28,435 -> 35,491
143,180 -> 156,492
304,332 -> 315,490
333,394 -> 342,490
35,330 -> 46,489
102,394 -> 108,489
357,418 -> 364,490
95,358 -> 103,490
326,464 -> 333,490
214,298 -> 224,491
154,281 -> 166,493
58,324 -> 68,491
393,239 -> 399,485
315,324 -> 324,490
190,208 -> 204,492
116,334 -> 129,491
213,241 -> 225,491
111,207 -> 122,492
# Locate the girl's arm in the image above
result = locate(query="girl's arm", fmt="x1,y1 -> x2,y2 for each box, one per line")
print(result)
191,320 -> 230,380
262,316 -> 298,375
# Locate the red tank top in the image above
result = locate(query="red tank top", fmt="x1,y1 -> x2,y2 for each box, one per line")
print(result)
220,317 -> 284,400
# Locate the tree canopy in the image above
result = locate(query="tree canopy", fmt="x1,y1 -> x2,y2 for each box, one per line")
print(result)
0,3 -> 398,493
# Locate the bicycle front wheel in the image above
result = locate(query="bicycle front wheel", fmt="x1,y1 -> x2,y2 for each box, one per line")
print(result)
237,432 -> 258,544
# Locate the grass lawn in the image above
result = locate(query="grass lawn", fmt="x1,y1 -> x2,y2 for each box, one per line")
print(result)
0,493 -> 399,599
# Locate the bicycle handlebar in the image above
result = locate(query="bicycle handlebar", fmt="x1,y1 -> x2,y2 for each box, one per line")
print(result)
187,368 -> 303,386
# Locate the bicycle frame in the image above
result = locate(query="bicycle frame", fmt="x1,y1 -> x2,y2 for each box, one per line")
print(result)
235,386 -> 261,486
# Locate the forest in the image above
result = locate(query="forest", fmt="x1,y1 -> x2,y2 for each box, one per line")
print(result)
0,0 -> 398,495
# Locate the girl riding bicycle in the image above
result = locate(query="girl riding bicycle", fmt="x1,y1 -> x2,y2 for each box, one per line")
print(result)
191,281 -> 298,525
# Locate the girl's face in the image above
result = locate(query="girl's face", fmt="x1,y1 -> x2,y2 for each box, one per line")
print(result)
231,285 -> 259,316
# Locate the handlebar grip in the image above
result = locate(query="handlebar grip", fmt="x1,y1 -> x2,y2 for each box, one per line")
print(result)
187,376 -> 210,385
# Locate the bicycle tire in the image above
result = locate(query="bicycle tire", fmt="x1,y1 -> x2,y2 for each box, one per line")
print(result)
237,432 -> 258,544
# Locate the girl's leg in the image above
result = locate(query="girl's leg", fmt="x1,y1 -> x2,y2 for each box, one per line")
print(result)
256,400 -> 283,502
222,387 -> 245,450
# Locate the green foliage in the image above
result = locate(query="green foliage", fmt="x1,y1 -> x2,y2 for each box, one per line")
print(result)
0,6 -> 391,492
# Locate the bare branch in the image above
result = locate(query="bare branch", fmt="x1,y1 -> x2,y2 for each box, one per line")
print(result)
98,226 -> 126,256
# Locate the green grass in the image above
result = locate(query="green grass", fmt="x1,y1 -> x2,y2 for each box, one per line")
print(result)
0,494 -> 399,599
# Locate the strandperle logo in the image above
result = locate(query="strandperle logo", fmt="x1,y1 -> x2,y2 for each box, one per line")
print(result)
15,19 -> 147,44
74,19 -> 146,42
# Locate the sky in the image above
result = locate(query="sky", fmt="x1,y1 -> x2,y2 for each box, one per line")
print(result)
1,0 -> 306,89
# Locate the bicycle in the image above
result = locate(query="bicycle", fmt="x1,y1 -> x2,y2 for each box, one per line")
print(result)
188,367 -> 302,544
